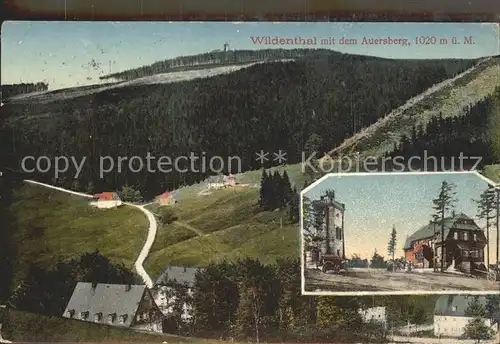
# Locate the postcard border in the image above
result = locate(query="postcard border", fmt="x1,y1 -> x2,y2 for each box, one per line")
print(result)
300,170 -> 500,296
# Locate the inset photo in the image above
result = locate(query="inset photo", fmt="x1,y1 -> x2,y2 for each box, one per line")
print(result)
301,171 -> 500,295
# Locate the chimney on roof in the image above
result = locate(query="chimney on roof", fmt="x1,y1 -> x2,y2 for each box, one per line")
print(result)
452,210 -> 456,217
125,284 -> 131,292
183,267 -> 187,272
91,282 -> 97,289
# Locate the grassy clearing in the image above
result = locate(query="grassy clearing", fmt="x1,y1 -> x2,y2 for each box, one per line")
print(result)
330,60 -> 500,158
2,309 -> 224,343
145,186 -> 299,277
171,164 -> 306,201
483,164 -> 500,183
8,183 -> 148,282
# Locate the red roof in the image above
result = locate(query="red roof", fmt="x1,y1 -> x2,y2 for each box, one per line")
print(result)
95,192 -> 118,200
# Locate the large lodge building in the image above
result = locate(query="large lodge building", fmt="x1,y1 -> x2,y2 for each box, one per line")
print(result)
403,213 -> 486,273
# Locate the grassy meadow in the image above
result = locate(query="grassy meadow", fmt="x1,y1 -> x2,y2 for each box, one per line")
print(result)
8,183 -> 148,283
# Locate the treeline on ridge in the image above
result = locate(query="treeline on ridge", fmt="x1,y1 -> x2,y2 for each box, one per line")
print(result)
1,52 -> 478,200
100,48 -> 314,81
1,82 -> 49,99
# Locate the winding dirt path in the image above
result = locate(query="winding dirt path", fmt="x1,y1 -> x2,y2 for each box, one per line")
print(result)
23,180 -> 157,288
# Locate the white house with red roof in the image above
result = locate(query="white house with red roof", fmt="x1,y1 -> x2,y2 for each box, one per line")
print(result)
90,192 -> 123,209
225,174 -> 236,187
158,191 -> 176,206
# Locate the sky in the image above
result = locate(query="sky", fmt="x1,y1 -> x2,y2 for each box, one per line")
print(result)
302,172 -> 498,262
1,21 -> 499,90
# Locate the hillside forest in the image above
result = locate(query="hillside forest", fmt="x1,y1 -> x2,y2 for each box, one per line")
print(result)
3,51 -> 495,201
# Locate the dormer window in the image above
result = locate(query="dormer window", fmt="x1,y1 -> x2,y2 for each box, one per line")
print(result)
119,314 -> 128,324
94,312 -> 102,322
108,313 -> 117,323
80,311 -> 89,320
66,309 -> 75,318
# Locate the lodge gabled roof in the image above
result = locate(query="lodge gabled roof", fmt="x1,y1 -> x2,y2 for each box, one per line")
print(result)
403,213 -> 481,250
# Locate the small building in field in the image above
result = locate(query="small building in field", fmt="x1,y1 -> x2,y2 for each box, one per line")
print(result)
207,182 -> 225,190
62,283 -> 164,333
358,306 -> 387,328
224,174 -> 236,187
158,192 -> 176,206
90,192 -> 122,209
403,213 -> 486,273
434,295 -> 497,338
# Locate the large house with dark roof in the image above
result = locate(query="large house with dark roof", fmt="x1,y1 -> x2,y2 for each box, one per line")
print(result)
403,213 -> 486,273
62,283 -> 164,333
434,295 -> 497,338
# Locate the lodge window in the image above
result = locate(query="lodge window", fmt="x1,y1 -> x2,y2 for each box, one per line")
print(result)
454,232 -> 458,240
473,233 -> 477,241
462,250 -> 469,257
470,250 -> 479,258
452,306 -> 457,312
464,232 -> 468,241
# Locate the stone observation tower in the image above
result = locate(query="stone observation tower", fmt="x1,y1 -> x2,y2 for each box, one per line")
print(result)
317,191 -> 346,259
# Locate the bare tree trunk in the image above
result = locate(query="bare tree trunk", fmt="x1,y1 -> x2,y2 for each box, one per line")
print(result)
486,213 -> 490,269
496,189 -> 499,266
441,210 -> 445,272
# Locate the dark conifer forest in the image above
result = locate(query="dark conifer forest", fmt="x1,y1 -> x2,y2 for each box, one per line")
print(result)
387,89 -> 499,167
0,50 -> 484,200
1,82 -> 49,98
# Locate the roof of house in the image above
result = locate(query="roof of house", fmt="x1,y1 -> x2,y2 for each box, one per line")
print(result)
63,283 -> 146,327
94,192 -> 120,201
155,266 -> 201,286
403,213 -> 481,250
434,295 -> 488,317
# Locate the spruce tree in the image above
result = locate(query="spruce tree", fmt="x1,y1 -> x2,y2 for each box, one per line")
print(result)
474,186 -> 497,269
271,170 -> 282,210
282,170 -> 293,208
432,181 -> 457,272
258,169 -> 269,209
288,187 -> 300,223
